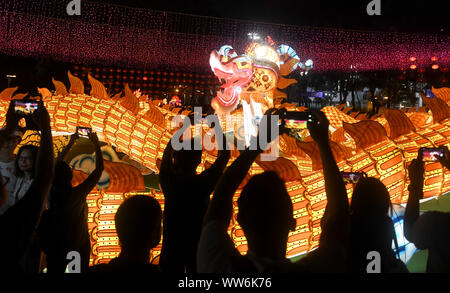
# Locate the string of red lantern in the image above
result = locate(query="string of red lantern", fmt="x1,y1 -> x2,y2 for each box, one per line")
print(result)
0,0 -> 449,72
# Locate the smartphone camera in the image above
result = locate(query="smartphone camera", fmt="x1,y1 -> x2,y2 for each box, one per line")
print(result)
14,100 -> 39,116
422,147 -> 444,162
341,172 -> 364,184
281,111 -> 313,130
76,126 -> 92,138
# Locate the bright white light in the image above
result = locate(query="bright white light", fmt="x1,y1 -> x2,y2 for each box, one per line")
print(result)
247,32 -> 260,40
305,59 -> 313,67
6,74 -> 16,78
255,46 -> 266,58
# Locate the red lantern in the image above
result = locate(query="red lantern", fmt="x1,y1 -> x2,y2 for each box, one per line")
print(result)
431,56 -> 439,62
409,57 -> 416,62
432,64 -> 439,70
410,64 -> 417,70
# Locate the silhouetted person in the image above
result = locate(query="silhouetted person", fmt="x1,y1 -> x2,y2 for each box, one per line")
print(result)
348,177 -> 408,273
38,132 -> 104,273
0,102 -> 54,273
89,195 -> 162,273
0,103 -> 24,211
291,110 -> 351,272
13,145 -> 41,273
197,109 -> 299,273
405,147 -> 450,273
13,145 -> 39,203
159,122 -> 230,273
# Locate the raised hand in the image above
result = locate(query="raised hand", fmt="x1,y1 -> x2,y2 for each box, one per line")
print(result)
438,145 -> 450,170
254,108 -> 282,151
307,109 -> 330,145
31,101 -> 50,131
88,132 -> 100,147
70,132 -> 80,142
5,100 -> 21,130
408,149 -> 424,198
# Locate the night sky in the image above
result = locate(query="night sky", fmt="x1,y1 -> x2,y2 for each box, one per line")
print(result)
89,0 -> 448,34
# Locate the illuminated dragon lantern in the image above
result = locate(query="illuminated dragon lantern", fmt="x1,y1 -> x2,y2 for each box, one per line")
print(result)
209,41 -> 313,115
1,70 -> 450,264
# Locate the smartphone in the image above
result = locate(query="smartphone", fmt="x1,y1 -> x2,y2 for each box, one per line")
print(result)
76,126 -> 92,138
14,100 -> 39,115
282,111 -> 313,130
341,172 -> 364,184
422,147 -> 444,162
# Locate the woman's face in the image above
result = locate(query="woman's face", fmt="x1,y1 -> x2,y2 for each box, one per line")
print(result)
18,149 -> 34,173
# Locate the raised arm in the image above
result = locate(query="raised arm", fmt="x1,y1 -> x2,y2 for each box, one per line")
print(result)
73,132 -> 104,198
32,102 -> 55,194
200,122 -> 231,188
56,133 -> 78,162
404,150 -> 424,242
307,110 -> 349,246
159,138 -> 175,176
203,110 -> 278,226
0,103 -> 54,263
1,101 -> 20,135
404,153 -> 424,242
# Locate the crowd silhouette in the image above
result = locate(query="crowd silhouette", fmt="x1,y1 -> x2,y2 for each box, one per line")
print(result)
0,100 -> 449,274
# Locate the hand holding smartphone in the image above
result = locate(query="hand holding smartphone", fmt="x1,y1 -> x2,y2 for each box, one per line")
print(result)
281,111 -> 313,130
421,147 -> 444,162
14,100 -> 39,116
76,126 -> 92,138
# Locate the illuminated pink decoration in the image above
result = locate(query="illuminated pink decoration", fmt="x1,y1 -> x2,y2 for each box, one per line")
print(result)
209,50 -> 253,112
0,0 -> 449,73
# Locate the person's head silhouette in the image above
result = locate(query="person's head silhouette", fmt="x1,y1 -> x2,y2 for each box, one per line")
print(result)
173,138 -> 202,175
351,177 -> 391,217
115,195 -> 162,263
49,161 -> 73,208
237,171 -> 295,259
53,161 -> 73,189
349,177 -> 397,272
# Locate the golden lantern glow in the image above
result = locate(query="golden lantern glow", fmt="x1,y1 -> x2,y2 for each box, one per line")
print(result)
1,74 -> 450,262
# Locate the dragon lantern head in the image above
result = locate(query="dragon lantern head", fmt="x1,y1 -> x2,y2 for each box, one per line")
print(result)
210,42 -> 313,115
209,49 -> 253,114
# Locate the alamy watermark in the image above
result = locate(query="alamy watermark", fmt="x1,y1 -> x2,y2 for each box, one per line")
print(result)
66,0 -> 81,16
366,0 -> 381,16
171,107 -> 279,161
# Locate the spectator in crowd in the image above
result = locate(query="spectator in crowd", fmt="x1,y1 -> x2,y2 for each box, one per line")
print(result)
348,177 -> 408,273
291,110 -> 350,272
159,119 -> 230,273
0,103 -> 23,211
89,195 -> 162,273
0,101 -> 54,273
405,147 -> 450,273
38,132 -> 104,273
197,109 -> 299,273
12,145 -> 39,205
13,144 -> 41,273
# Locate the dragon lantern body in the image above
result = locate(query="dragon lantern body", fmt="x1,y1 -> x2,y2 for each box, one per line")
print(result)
1,67 -> 450,260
